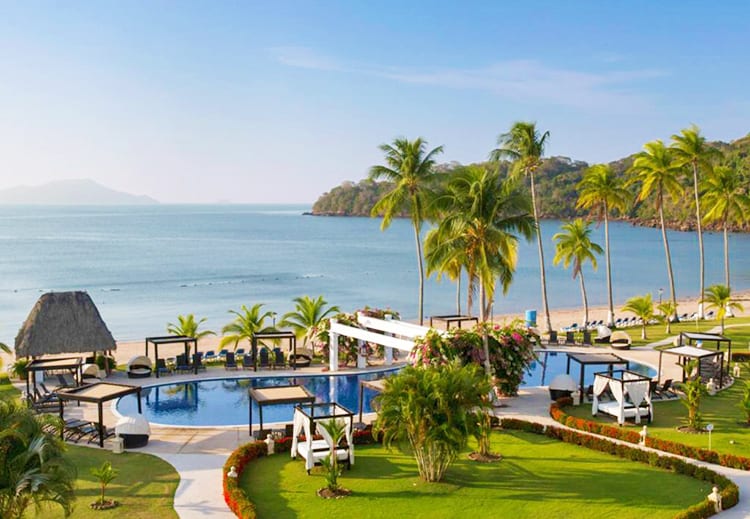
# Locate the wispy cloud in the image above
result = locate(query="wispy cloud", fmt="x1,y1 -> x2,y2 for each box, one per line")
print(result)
270,47 -> 665,111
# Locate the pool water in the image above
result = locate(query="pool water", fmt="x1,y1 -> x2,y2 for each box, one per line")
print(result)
116,354 -> 656,427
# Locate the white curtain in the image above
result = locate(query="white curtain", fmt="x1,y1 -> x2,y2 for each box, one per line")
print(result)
291,408 -> 314,470
591,375 -> 610,416
608,380 -> 625,425
626,380 -> 650,424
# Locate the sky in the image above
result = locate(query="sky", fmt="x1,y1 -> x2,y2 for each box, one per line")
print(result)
1,1 -> 749,204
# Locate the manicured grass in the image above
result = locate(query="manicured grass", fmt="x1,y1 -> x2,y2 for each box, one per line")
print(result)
29,446 -> 180,519
241,431 -> 709,519
566,369 -> 750,458
624,316 -> 750,349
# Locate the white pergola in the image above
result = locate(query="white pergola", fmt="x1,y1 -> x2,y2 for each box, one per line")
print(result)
327,313 -> 437,372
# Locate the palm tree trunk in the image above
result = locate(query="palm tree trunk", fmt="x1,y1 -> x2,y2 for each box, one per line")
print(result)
659,203 -> 678,318
604,208 -> 615,327
692,162 -> 705,318
479,281 -> 492,375
413,221 -> 425,325
529,169 -> 552,333
724,217 -> 730,289
579,272 -> 589,327
456,273 -> 462,315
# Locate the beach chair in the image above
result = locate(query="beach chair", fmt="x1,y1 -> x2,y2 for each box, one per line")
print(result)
57,372 -> 78,388
204,350 -> 217,362
175,354 -> 191,374
582,330 -> 592,346
225,352 -> 238,370
192,352 -> 207,371
564,331 -> 576,345
156,358 -> 173,376
259,348 -> 270,369
218,349 -> 229,361
655,379 -> 676,399
706,310 -> 715,319
235,348 -> 246,357
547,331 -> 558,345
242,354 -> 254,370
273,347 -> 285,369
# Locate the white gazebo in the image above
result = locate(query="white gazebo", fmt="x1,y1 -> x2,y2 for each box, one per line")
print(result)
591,369 -> 653,425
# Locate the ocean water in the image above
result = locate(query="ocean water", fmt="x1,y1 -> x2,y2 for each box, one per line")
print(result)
1,204 -> 749,342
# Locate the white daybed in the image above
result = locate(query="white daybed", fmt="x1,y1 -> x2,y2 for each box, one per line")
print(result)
592,370 -> 653,425
291,402 -> 355,474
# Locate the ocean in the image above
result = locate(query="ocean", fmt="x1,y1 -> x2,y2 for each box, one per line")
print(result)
1,204 -> 748,342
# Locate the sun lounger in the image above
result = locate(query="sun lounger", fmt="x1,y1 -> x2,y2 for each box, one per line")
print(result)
175,354 -> 191,374
259,348 -> 270,369
547,331 -> 558,345
273,348 -> 285,369
126,356 -> 153,379
204,350 -> 217,362
57,372 -> 78,388
192,352 -> 207,371
242,354 -> 254,370
564,331 -> 576,345
225,352 -> 238,370
236,348 -> 246,357
156,358 -> 173,376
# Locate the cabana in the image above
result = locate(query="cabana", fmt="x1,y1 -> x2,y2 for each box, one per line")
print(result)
248,384 -> 315,438
25,357 -> 83,402
658,345 -> 725,388
566,352 -> 629,399
678,332 -> 731,365
292,402 -> 355,474
429,315 -> 479,330
15,291 -> 116,375
145,336 -> 198,378
251,331 -> 297,371
56,382 -> 142,448
591,370 -> 652,425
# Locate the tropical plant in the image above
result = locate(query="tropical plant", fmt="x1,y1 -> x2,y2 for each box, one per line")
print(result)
628,140 -> 683,318
678,359 -> 707,431
425,165 -> 534,373
373,362 -> 491,482
490,122 -> 552,332
703,284 -> 744,334
577,163 -> 631,326
9,358 -> 30,382
621,294 -> 655,340
220,304 -> 276,353
369,137 -> 444,325
0,342 -> 9,370
90,461 -> 118,506
317,418 -> 347,493
552,219 -> 603,327
671,126 -> 722,319
280,296 -> 340,355
702,166 -> 750,289
740,381 -> 750,425
657,300 -> 678,334
0,400 -> 76,518
167,313 -> 215,341
474,406 -> 494,458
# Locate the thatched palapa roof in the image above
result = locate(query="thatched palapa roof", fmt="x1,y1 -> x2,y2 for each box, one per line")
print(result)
15,291 -> 116,357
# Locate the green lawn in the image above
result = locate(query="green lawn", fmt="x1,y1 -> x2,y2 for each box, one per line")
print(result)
622,315 -> 750,349
241,431 -> 709,519
566,370 -> 750,457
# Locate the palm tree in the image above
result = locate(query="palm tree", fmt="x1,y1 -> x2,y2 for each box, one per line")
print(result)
671,125 -> 721,318
369,137 -> 444,325
220,304 -> 276,353
628,140 -> 683,319
280,295 -> 340,355
552,219 -> 603,328
703,284 -> 743,334
657,300 -> 678,334
167,314 -> 215,342
423,231 -> 466,315
702,166 -> 749,289
0,400 -> 76,518
425,165 -> 534,374
577,164 -> 631,326
490,122 -> 552,332
622,294 -> 655,340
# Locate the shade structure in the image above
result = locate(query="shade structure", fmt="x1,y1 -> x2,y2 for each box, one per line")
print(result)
15,291 -> 116,357
658,345 -> 726,388
566,352 -> 629,399
248,384 -> 315,438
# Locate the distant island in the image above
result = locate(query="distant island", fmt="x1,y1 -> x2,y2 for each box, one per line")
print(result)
310,134 -> 750,231
0,179 -> 159,205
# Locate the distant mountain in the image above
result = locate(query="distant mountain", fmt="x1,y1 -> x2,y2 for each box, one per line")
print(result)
0,179 -> 159,205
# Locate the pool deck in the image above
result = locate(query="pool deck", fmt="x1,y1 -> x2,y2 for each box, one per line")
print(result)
19,345 -> 747,518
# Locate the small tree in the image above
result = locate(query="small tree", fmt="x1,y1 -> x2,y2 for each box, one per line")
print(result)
657,300 -> 678,334
280,296 -> 340,355
740,381 -> 750,425
317,418 -> 347,494
678,359 -> 707,431
622,294 -> 655,340
167,314 -> 215,340
90,461 -> 118,506
704,284 -> 744,334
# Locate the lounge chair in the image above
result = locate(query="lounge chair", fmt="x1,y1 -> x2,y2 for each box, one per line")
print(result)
582,330 -> 592,346
547,331 -> 558,345
126,356 -> 153,379
609,330 -> 632,350
57,372 -> 78,388
259,348 -> 270,369
273,348 -> 285,369
235,348 -> 246,357
175,354 -> 191,374
204,350 -> 217,362
242,354 -> 254,370
288,353 -> 312,368
192,352 -> 207,372
225,352 -> 238,370
156,358 -> 173,376
655,379 -> 676,399
564,331 -> 576,345
218,349 -> 229,361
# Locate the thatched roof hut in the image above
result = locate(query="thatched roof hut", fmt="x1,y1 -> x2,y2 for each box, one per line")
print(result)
15,291 -> 116,358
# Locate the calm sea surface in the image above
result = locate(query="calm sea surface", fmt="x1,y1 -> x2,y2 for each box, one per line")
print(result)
1,204 -> 749,342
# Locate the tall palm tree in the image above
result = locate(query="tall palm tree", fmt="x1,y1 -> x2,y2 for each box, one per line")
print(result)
167,314 -> 215,341
0,400 -> 76,518
280,295 -> 340,355
552,219 -> 603,328
490,122 -> 552,332
628,140 -> 683,318
423,231 -> 466,315
671,125 -> 721,318
425,165 -> 534,374
704,284 -> 743,334
369,137 -> 444,325
621,294 -> 655,340
701,166 -> 749,289
577,164 -> 631,327
220,304 -> 276,353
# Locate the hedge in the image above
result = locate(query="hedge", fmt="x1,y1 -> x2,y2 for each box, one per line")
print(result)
501,418 -> 739,519
550,400 -> 750,470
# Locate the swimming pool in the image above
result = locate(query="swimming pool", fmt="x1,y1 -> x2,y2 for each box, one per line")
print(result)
116,354 -> 655,427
